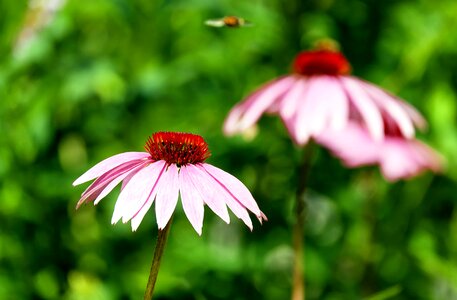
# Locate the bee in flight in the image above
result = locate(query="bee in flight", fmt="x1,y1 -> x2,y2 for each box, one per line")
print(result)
204,16 -> 252,28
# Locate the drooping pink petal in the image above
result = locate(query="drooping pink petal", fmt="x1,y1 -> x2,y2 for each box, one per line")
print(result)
201,163 -> 262,217
379,141 -> 417,181
320,77 -> 349,132
76,159 -> 146,208
179,165 -> 205,235
294,76 -> 348,143
357,79 -> 416,138
123,160 -> 166,224
379,139 -> 443,181
316,123 -> 380,167
398,101 -> 427,130
218,190 -> 253,230
129,163 -> 166,231
317,122 -> 443,181
340,77 -> 384,141
111,160 -> 166,225
155,164 -> 180,230
94,162 -> 148,205
275,76 -> 307,118
121,165 -> 139,190
223,76 -> 296,135
73,152 -> 150,186
197,165 -> 253,230
184,164 -> 230,224
130,163 -> 166,231
278,78 -> 309,143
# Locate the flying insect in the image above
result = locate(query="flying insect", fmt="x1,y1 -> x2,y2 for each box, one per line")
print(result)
204,16 -> 252,28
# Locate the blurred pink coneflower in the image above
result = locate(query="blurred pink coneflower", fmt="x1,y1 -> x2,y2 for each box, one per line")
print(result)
73,132 -> 266,235
224,44 -> 442,179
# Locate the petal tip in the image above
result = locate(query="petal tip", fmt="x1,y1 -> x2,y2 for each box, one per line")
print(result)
258,211 -> 268,224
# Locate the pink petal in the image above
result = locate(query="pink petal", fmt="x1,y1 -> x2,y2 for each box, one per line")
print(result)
357,79 -> 416,138
220,192 -> 253,230
130,165 -> 164,230
111,160 -> 166,225
76,159 -> 146,208
179,165 -> 205,235
318,122 -> 443,181
379,139 -> 443,181
184,164 -> 230,224
223,76 -> 296,134
124,160 -> 166,225
398,101 -> 427,130
295,76 -> 348,143
278,79 -> 310,144
155,164 -> 180,230
201,163 -> 261,217
316,123 -> 379,166
94,162 -> 147,205
73,152 -> 150,186
197,165 -> 253,230
340,77 -> 384,141
277,76 -> 307,118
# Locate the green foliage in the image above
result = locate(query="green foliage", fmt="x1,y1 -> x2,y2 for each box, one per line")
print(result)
1,0 -> 457,299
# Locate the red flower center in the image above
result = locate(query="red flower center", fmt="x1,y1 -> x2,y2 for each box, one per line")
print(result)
293,50 -> 351,76
145,132 -> 211,166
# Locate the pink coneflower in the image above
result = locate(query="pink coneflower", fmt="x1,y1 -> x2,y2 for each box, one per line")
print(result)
316,121 -> 443,181
73,132 -> 266,235
224,44 -> 442,180
224,45 -> 424,145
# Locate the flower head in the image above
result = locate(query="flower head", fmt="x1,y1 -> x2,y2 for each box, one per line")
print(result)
73,132 -> 266,235
223,44 -> 443,180
224,45 -> 424,145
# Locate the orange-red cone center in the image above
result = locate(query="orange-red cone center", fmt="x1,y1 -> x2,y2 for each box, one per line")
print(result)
145,132 -> 211,166
293,50 -> 351,76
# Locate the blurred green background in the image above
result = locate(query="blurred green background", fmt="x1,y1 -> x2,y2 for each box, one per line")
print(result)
1,0 -> 457,299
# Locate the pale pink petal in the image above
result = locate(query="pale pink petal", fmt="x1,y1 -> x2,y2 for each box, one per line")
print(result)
73,152 -> 150,186
179,165 -> 205,235
278,76 -> 307,119
76,160 -> 146,208
316,123 -> 379,167
130,165 -> 164,231
200,170 -> 253,229
340,77 -> 384,141
220,192 -> 253,230
130,165 -> 165,230
295,76 -> 348,142
111,160 -> 166,224
121,166 -> 139,190
223,76 -> 296,135
184,164 -> 230,224
122,160 -> 166,223
322,78 -> 349,132
318,122 -> 443,181
281,118 -> 301,145
357,79 -> 416,138
379,139 -> 443,181
411,141 -> 443,172
398,101 -> 427,130
94,162 -> 147,205
155,164 -> 180,230
201,163 -> 261,217
278,79 -> 310,143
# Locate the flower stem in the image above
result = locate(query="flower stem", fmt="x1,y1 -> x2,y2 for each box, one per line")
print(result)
292,144 -> 314,300
144,218 -> 173,300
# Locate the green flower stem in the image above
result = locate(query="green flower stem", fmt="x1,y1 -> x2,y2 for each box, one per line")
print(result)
144,217 -> 173,300
292,144 -> 314,300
